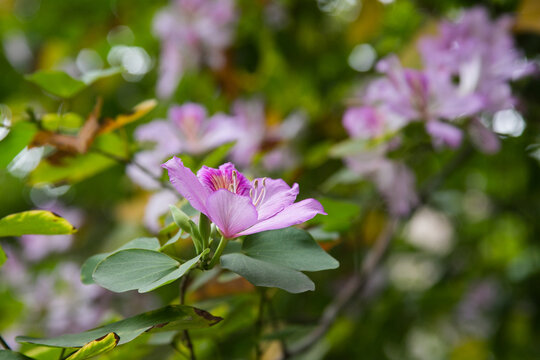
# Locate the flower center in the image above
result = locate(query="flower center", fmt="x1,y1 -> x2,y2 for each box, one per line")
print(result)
198,164 -> 251,196
250,178 -> 267,207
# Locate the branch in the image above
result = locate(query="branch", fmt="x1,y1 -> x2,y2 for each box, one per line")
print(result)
0,335 -> 11,350
284,143 -> 474,358
92,148 -> 175,192
284,218 -> 398,357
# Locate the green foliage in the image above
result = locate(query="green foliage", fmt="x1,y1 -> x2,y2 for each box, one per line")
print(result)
0,122 -> 38,169
16,305 -> 222,348
0,210 -> 76,237
221,228 -> 339,293
25,68 -> 122,98
80,237 -> 160,285
0,351 -> 34,360
92,249 -> 207,293
65,333 -> 119,360
25,70 -> 87,98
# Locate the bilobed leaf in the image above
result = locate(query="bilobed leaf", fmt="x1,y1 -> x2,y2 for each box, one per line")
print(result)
16,305 -> 222,348
0,210 -> 76,237
81,237 -> 160,285
242,227 -> 339,271
221,253 -> 315,293
25,70 -> 87,98
220,228 -> 339,293
65,333 -> 119,360
0,121 -> 38,169
0,350 -> 35,360
93,248 -> 201,293
138,250 -> 208,293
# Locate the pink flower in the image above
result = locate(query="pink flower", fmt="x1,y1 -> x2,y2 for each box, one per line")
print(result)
153,0 -> 237,98
162,157 -> 326,238
127,102 -> 237,190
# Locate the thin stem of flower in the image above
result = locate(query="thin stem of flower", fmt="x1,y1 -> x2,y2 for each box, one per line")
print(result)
0,335 -> 11,350
183,330 -> 196,360
208,236 -> 229,268
58,348 -> 65,360
92,148 -> 175,192
255,289 -> 266,359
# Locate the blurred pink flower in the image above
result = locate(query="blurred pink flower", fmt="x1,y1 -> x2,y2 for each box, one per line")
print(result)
153,0 -> 237,98
127,102 -> 237,190
419,7 -> 535,113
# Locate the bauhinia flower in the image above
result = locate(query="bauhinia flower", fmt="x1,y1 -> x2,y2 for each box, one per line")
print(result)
162,157 -> 326,238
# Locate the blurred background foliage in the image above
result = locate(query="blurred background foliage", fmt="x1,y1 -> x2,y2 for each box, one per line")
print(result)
0,0 -> 540,359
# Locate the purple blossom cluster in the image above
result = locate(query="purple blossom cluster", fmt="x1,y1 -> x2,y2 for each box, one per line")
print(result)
153,0 -> 237,98
342,7 -> 535,216
128,100 -> 305,232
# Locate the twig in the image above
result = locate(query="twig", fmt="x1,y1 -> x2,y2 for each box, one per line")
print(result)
92,148 -> 175,192
183,330 -> 196,360
283,143 -> 474,358
178,273 -> 196,360
255,289 -> 266,359
0,335 -> 11,350
284,218 -> 398,358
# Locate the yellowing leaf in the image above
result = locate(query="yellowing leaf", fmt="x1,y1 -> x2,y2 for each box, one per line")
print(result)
99,99 -> 157,134
0,210 -> 77,237
515,0 -> 540,34
66,333 -> 119,360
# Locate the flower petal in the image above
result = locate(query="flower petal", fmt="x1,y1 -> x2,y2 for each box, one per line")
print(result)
237,199 -> 326,236
254,178 -> 299,221
162,156 -> 210,214
206,189 -> 258,238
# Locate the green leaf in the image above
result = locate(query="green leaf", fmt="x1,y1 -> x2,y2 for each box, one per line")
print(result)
220,228 -> 339,293
0,245 -> 6,267
93,249 -> 202,293
200,142 -> 235,168
81,237 -> 160,285
29,133 -> 128,185
25,70 -> 87,98
41,113 -> 83,132
0,210 -> 76,237
221,253 -> 315,293
0,350 -> 35,360
65,333 -> 119,360
0,121 -> 38,169
80,67 -> 122,85
308,197 -> 361,232
16,305 -> 222,348
138,250 -> 208,293
25,68 -> 121,99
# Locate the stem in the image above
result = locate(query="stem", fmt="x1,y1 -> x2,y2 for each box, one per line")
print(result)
208,236 -> 229,268
180,273 -> 190,305
255,289 -> 266,359
59,348 -> 65,360
0,335 -> 11,350
183,330 -> 196,360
